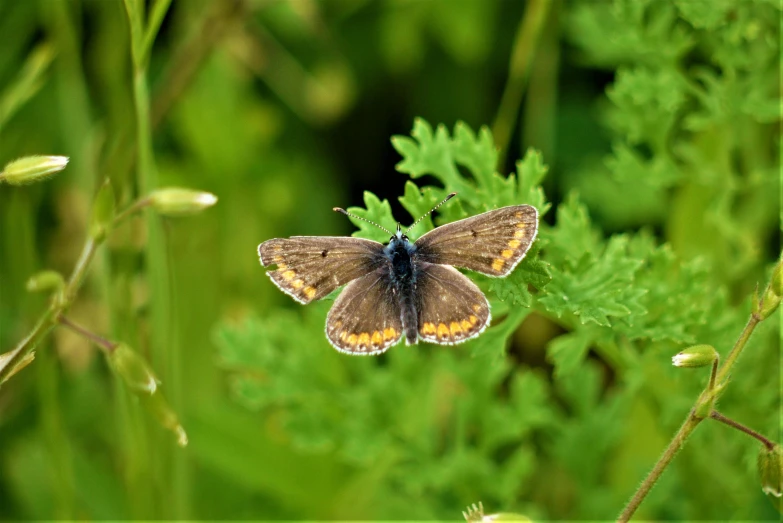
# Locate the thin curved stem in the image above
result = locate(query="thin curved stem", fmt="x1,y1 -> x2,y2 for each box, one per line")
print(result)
617,413 -> 702,523
617,256 -> 780,521
710,410 -> 776,451
492,0 -> 552,168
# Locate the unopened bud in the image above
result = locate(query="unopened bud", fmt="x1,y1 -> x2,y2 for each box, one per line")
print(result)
26,270 -> 65,293
758,444 -> 782,498
90,179 -> 115,241
149,187 -> 218,216
0,349 -> 36,384
1,155 -> 68,185
463,502 -> 530,523
758,288 -> 781,320
672,344 -> 718,368
140,391 -> 189,447
109,343 -> 159,394
771,258 -> 783,297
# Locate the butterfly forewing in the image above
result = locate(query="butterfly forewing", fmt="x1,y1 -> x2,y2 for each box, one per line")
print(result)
415,264 -> 490,345
258,236 -> 383,304
326,271 -> 402,354
414,205 -> 538,277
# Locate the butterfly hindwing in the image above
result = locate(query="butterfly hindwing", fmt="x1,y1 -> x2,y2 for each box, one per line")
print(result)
325,271 -> 402,354
414,205 -> 538,277
258,236 -> 383,304
415,263 -> 491,345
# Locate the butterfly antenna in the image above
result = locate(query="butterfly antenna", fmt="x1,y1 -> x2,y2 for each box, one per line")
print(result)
333,207 -> 394,235
405,192 -> 457,234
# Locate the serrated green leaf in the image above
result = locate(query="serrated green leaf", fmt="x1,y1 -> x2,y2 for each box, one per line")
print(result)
345,191 -> 398,242
515,149 -> 551,215
392,119 -> 551,215
539,236 -> 645,327
488,241 -> 551,307
451,121 -> 497,190
547,328 -> 599,382
544,193 -> 602,264
397,181 -> 447,237
466,307 -> 530,361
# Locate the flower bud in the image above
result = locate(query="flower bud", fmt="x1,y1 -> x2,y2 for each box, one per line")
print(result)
107,344 -> 187,447
770,258 -> 783,298
90,179 -> 115,241
672,344 -> 718,368
463,502 -> 530,522
0,155 -> 68,185
758,288 -> 781,320
109,343 -> 159,394
758,444 -> 782,498
0,349 -> 36,384
148,187 -> 218,216
26,270 -> 65,293
140,390 -> 189,447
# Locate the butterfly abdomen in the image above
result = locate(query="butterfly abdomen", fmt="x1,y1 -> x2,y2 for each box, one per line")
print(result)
399,288 -> 418,344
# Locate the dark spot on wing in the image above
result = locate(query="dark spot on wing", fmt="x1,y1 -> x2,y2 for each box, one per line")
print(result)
470,230 -> 478,237
321,249 -> 328,257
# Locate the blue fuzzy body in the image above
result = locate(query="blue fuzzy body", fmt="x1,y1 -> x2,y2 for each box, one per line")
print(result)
383,232 -> 419,344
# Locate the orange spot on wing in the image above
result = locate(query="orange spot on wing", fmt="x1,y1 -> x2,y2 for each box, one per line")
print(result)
371,331 -> 383,345
501,249 -> 514,259
383,327 -> 397,341
422,322 -> 436,336
492,259 -> 505,271
508,239 -> 521,249
460,319 -> 472,331
437,323 -> 450,339
469,315 -> 478,325
357,333 -> 370,346
281,270 -> 296,281
292,279 -> 304,289
449,322 -> 462,336
304,286 -> 316,299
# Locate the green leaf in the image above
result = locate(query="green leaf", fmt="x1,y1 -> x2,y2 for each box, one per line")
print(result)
397,181 -> 448,237
391,119 -> 550,214
515,149 -> 551,216
547,329 -> 596,379
540,235 -> 645,328
345,191 -> 398,242
466,307 -> 530,361
544,193 -> 602,264
488,241 -> 551,307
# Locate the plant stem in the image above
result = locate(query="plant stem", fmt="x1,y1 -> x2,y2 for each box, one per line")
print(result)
715,314 -> 759,387
492,0 -> 552,168
57,315 -> 118,353
0,236 -> 101,386
0,311 -> 56,385
618,412 -> 703,522
707,356 -> 719,392
65,238 -> 98,301
710,410 -> 776,451
617,299 -> 769,521
111,196 -> 151,229
124,1 -> 185,517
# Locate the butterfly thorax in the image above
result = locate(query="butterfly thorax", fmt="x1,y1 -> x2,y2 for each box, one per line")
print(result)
384,232 -> 418,284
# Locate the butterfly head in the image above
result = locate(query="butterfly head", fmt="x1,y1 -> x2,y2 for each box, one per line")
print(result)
390,223 -> 409,244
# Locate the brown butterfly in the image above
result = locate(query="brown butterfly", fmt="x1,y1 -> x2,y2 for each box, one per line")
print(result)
258,194 -> 538,355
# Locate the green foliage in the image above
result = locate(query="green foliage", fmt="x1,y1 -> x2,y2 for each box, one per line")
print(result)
0,0 -> 779,521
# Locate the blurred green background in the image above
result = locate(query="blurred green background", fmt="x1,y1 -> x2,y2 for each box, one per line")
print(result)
0,0 -> 780,520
